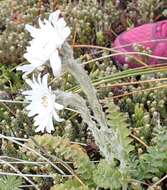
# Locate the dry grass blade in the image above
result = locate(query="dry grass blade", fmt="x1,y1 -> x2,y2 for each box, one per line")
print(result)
0,171 -> 54,178
82,51 -> 167,66
150,174 -> 167,188
73,38 -> 167,53
130,134 -> 149,149
73,43 -> 167,67
111,83 -> 167,99
99,83 -> 167,101
0,134 -> 66,175
31,137 -> 86,187
0,158 -> 39,190
97,77 -> 167,89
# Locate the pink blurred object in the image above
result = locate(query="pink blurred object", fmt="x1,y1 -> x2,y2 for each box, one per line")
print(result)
113,20 -> 167,68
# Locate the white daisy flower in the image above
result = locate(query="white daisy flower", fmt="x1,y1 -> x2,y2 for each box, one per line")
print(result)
23,74 -> 64,133
17,10 -> 71,76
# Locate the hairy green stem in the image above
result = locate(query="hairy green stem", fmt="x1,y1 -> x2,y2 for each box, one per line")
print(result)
55,90 -> 114,161
62,43 -> 107,130
55,90 -> 98,134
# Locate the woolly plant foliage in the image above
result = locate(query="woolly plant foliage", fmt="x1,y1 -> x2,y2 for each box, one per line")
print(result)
137,125 -> 167,179
93,101 -> 134,190
22,134 -> 95,189
105,102 -> 133,166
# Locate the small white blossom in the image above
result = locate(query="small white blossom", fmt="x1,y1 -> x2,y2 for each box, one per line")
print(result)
23,74 -> 64,133
17,10 -> 70,76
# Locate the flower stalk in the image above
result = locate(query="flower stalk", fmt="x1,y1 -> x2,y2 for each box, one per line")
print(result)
55,90 -> 97,131
62,43 -> 108,130
55,90 -> 114,163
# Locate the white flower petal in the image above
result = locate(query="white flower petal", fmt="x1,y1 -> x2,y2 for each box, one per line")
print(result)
53,110 -> 64,122
24,51 -> 46,64
22,90 -> 33,96
42,74 -> 48,88
62,27 -> 71,41
25,24 -> 40,38
37,74 -> 42,85
17,65 -> 36,76
21,10 -> 70,76
38,18 -> 45,28
49,51 -> 62,76
35,124 -> 45,133
49,10 -> 61,26
27,109 -> 37,117
46,119 -> 54,133
57,18 -> 66,30
54,102 -> 64,110
23,74 -> 64,133
24,78 -> 34,88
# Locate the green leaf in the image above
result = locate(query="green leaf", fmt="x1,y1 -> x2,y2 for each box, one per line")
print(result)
0,176 -> 22,190
93,160 -> 123,190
